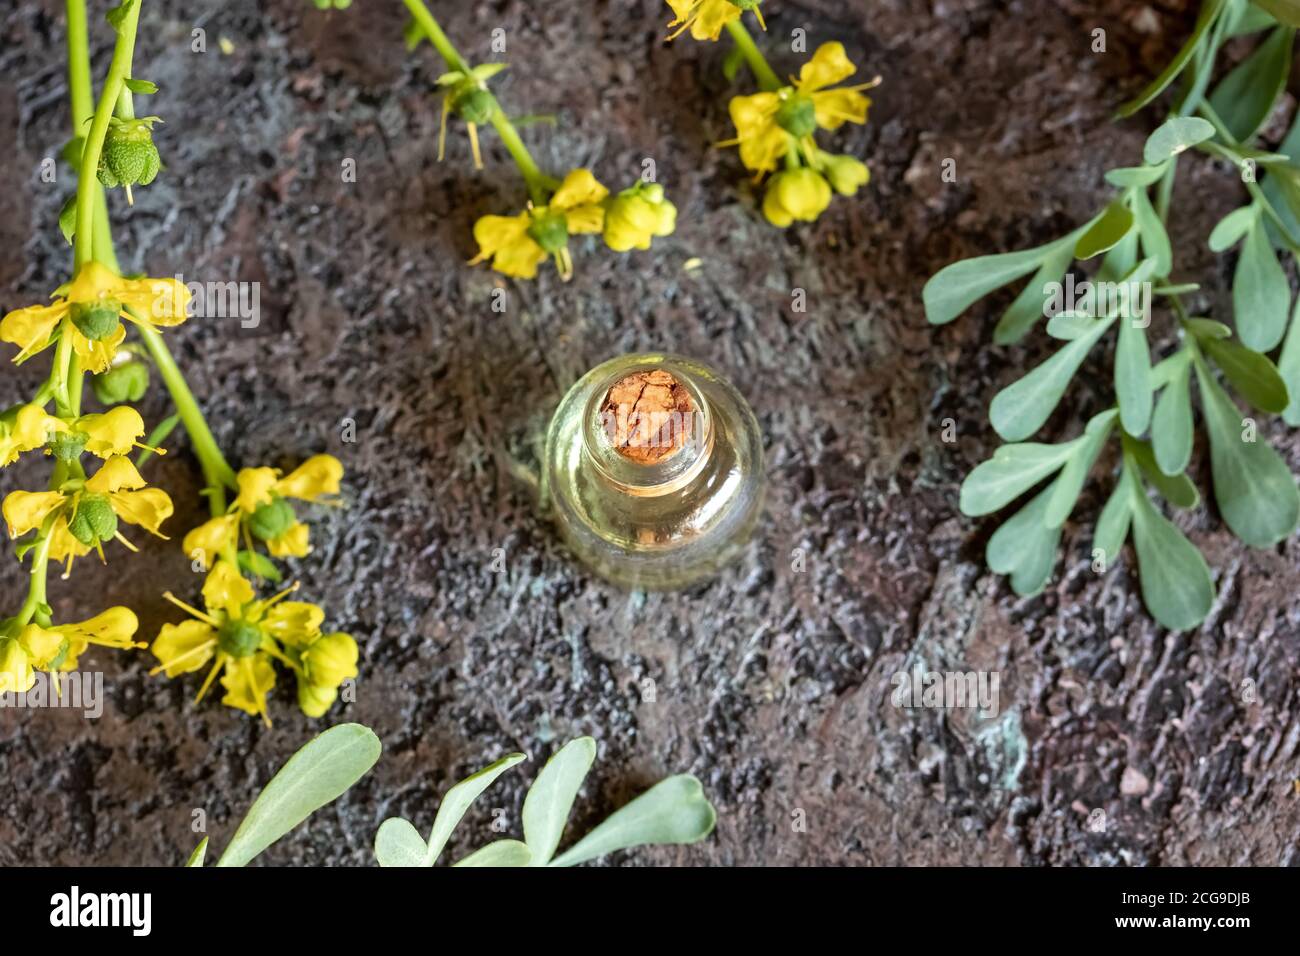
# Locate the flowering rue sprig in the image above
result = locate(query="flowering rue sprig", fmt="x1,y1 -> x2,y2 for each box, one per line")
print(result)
667,3 -> 878,228
393,0 -> 678,280
0,0 -> 358,722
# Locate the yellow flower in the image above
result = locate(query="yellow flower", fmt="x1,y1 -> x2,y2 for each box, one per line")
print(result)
0,261 -> 190,374
150,561 -> 329,725
666,0 -> 764,41
762,168 -> 832,227
604,183 -> 678,253
302,632 -> 358,688
16,606 -> 142,674
0,404 -> 65,467
0,638 -> 32,694
470,169 -> 608,281
182,454 -> 344,567
43,406 -> 156,464
723,42 -> 876,174
3,456 -> 173,572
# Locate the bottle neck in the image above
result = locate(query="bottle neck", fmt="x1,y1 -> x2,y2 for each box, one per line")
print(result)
581,368 -> 714,498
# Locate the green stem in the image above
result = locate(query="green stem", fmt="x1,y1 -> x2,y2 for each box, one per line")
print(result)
401,0 -> 555,203
15,526 -> 54,627
725,19 -> 782,92
72,0 -> 141,269
135,325 -> 237,498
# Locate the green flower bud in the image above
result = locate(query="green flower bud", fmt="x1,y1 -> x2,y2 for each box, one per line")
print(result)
92,361 -> 150,405
527,212 -> 570,254
217,618 -> 264,658
774,94 -> 817,138
97,118 -> 162,190
68,493 -> 118,547
248,497 -> 297,542
453,87 -> 496,125
303,632 -> 358,688
48,430 -> 89,463
297,680 -> 338,718
822,154 -> 870,196
70,300 -> 122,342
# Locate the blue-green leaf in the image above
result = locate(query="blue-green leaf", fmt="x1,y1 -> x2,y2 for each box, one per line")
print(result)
1233,218 -> 1291,351
1044,410 -> 1117,527
1278,291 -> 1300,425
960,442 -> 1078,516
1131,187 -> 1172,276
1128,468 -> 1215,631
1142,116 -> 1217,165
453,840 -> 532,867
993,241 -> 1077,344
1208,24 -> 1294,142
989,317 -> 1113,441
1117,0 -> 1227,117
1201,335 -> 1289,412
1152,350 -> 1194,475
186,838 -> 208,868
1093,472 -> 1135,569
1075,201 -> 1136,260
1195,358 -> 1300,546
1208,205 -> 1259,253
522,737 -> 596,866
986,484 -> 1062,596
549,775 -> 716,867
1116,314 -> 1154,434
924,232 -> 1080,326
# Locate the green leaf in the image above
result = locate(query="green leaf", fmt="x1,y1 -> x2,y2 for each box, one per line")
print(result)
1230,3 -> 1278,33
1127,435 -> 1200,508
1233,219 -> 1291,351
1074,201 -> 1136,260
1143,116 -> 1217,166
1201,336 -> 1289,412
1093,473 -> 1135,569
960,442 -> 1076,517
993,241 -> 1076,344
106,0 -> 137,33
186,837 -> 208,868
989,316 -> 1113,441
469,63 -> 508,82
1278,292 -> 1300,424
924,242 -> 1056,326
402,18 -> 425,50
1253,0 -> 1300,27
424,752 -> 526,865
985,483 -> 1062,596
374,818 -> 428,867
1046,310 -> 1105,340
549,775 -> 716,867
1116,314 -> 1154,434
124,77 -> 158,95
1044,410 -> 1117,527
1131,187 -> 1172,277
1210,24 -> 1295,142
237,548 -> 282,583
1208,205 -> 1259,252
1152,351 -> 1194,474
216,724 -> 381,867
1104,163 -> 1169,188
722,45 -> 745,81
1128,468 -> 1215,631
1195,358 -> 1300,546
58,196 -> 77,246
453,839 -> 531,867
1117,0 -> 1227,118
522,737 -> 596,866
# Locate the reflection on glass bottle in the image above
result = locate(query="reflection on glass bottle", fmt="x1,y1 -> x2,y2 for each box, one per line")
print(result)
543,354 -> 765,589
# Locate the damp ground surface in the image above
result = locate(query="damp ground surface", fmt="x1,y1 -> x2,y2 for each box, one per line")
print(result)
1,0 -> 1298,866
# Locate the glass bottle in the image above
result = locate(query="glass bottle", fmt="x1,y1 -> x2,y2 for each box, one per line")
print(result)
543,353 -> 765,589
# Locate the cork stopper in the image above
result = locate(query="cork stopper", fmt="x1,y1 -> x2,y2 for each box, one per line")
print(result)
600,369 -> 695,464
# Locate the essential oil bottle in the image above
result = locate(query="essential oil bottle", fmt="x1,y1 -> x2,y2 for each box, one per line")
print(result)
543,353 -> 765,589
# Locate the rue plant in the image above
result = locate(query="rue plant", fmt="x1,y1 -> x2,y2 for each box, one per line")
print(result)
374,736 -> 717,866
925,0 -> 1300,631
665,1 -> 878,227
386,0 -> 678,280
1,0 -> 356,723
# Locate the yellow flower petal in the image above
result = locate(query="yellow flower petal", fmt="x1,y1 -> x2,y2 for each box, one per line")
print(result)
110,487 -> 174,536
471,213 -> 547,279
220,655 -> 276,717
550,169 -> 609,212
183,513 -> 240,567
728,93 -> 788,173
151,619 -> 217,676
811,87 -> 870,131
77,406 -> 146,459
117,276 -> 191,328
275,454 -> 343,501
262,600 -> 325,646
202,561 -> 255,616
65,606 -> 140,650
0,639 -> 33,694
797,41 -> 858,93
234,467 -> 280,512
86,455 -> 146,494
563,204 -> 606,235
297,680 -> 338,718
267,522 -> 311,557
0,303 -> 65,362
17,624 -> 65,668
667,0 -> 740,41
47,516 -> 90,564
3,490 -> 66,538
70,322 -> 126,374
1,405 -> 64,466
303,632 -> 358,688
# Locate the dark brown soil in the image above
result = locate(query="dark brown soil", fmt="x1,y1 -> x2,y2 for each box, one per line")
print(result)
1,0 -> 1298,866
